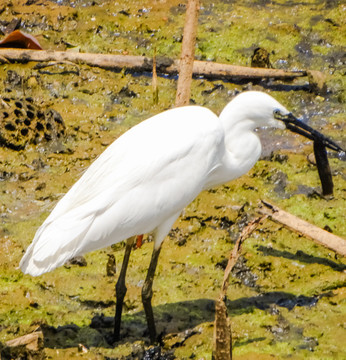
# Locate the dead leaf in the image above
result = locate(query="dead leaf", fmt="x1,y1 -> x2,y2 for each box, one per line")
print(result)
0,30 -> 42,50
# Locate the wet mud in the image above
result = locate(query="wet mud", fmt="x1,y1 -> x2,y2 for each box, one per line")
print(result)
0,0 -> 345,359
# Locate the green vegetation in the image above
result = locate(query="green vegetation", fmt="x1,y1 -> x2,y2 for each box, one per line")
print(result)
0,0 -> 345,359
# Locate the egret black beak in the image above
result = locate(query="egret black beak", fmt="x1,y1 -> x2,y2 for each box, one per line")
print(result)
274,111 -> 344,153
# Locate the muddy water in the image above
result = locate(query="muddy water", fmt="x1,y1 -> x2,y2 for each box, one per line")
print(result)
0,0 -> 345,359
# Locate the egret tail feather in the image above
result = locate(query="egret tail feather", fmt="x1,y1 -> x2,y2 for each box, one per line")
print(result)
20,212 -> 94,276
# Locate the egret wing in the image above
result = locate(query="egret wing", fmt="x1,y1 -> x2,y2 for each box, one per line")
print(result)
20,106 -> 224,275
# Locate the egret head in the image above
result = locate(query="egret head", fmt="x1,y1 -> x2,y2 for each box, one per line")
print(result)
222,91 -> 343,153
221,91 -> 289,130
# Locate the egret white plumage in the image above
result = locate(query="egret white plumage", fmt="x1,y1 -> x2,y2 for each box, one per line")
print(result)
19,91 -> 342,342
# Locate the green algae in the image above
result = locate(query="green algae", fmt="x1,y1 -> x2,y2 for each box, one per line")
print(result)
0,0 -> 345,359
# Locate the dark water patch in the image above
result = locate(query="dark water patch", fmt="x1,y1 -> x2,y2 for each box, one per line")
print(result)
229,290 -> 331,311
42,324 -> 108,349
107,86 -> 138,107
275,294 -> 318,309
128,70 -> 313,92
91,299 -> 216,344
297,336 -> 319,351
223,0 -> 328,8
169,4 -> 186,16
324,18 -> 340,27
90,313 -> 114,329
310,14 -> 324,26
39,291 -> 331,350
216,256 -> 259,288
42,320 -> 176,358
324,0 -> 340,9
48,0 -> 98,7
266,314 -> 319,351
256,246 -> 346,271
233,336 -> 267,348
295,184 -> 318,197
105,345 -> 175,360
295,40 -> 313,65
267,170 -> 289,199
0,171 -> 14,181
71,298 -> 115,310
323,50 -> 346,68
201,84 -> 225,95
141,346 -> 174,360
259,81 -> 310,93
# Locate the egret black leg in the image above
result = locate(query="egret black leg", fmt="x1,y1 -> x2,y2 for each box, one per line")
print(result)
141,244 -> 162,343
114,236 -> 135,341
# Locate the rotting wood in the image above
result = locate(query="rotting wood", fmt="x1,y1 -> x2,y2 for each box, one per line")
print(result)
214,216 -> 266,360
2,331 -> 45,360
0,48 -> 308,81
5,331 -> 43,350
175,0 -> 199,106
259,200 -> 346,256
214,293 -> 232,360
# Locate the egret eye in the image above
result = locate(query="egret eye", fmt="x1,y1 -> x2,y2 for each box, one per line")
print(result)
273,109 -> 281,116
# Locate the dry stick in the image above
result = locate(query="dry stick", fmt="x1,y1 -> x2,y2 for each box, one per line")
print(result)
5,331 -> 44,352
259,200 -> 346,256
313,140 -> 334,196
175,0 -> 199,106
214,216 -> 266,360
0,49 -> 307,81
152,47 -> 158,105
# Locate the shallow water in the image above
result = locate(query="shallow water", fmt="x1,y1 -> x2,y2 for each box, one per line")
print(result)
0,0 -> 345,359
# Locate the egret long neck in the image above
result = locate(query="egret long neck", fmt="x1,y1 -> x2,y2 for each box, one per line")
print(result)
206,107 -> 262,188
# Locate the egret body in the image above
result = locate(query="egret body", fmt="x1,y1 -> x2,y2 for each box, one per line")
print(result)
20,91 -> 341,342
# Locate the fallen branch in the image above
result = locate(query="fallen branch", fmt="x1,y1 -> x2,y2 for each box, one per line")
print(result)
0,48 -> 307,81
259,200 -> 346,256
213,216 -> 266,360
2,331 -> 45,360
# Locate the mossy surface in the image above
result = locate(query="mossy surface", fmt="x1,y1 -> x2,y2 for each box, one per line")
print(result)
0,0 -> 345,359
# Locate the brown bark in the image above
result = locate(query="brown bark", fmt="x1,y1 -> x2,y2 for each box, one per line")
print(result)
175,0 -> 200,107
0,48 -> 307,81
214,294 -> 232,360
259,200 -> 346,256
214,216 -> 265,360
3,332 -> 45,360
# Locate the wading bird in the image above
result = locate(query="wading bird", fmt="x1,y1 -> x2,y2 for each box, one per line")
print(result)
20,91 -> 342,343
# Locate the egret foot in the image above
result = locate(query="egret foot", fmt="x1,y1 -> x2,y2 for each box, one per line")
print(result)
142,245 -> 162,343
114,237 -> 135,342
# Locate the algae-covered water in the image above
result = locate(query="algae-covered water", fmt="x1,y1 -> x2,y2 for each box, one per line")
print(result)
0,0 -> 345,359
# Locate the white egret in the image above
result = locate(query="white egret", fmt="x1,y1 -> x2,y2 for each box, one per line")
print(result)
19,91 -> 342,342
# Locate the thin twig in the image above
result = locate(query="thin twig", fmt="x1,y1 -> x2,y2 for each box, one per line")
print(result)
221,216 -> 267,295
214,216 -> 266,360
152,47 -> 158,105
